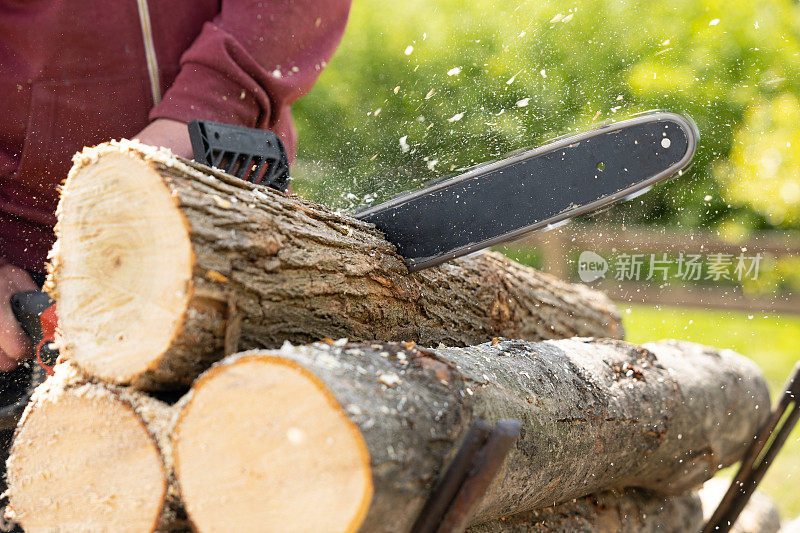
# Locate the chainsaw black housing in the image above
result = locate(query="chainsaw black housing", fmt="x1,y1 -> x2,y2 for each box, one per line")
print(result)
188,119 -> 291,192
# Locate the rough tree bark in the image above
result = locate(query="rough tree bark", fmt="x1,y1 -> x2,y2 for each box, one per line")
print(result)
465,489 -> 704,532
47,140 -> 622,390
171,338 -> 769,532
467,479 -> 786,533
5,362 -> 187,532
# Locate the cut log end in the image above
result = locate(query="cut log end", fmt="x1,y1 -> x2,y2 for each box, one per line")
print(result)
173,354 -> 373,532
52,149 -> 193,385
7,374 -> 167,532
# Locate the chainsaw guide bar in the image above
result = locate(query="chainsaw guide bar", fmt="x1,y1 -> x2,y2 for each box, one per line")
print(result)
357,112 -> 698,271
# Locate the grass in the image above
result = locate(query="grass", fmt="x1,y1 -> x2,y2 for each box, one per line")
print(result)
622,304 -> 800,519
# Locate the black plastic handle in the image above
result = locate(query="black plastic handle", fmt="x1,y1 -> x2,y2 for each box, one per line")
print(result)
188,119 -> 291,191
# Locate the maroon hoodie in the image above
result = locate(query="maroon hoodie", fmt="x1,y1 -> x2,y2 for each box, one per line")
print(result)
0,0 -> 351,273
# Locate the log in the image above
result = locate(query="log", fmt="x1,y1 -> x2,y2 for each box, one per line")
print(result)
5,362 -> 186,532
171,338 -> 769,532
48,140 -> 622,390
782,516 -> 800,533
465,489 -> 704,532
698,478 -> 782,533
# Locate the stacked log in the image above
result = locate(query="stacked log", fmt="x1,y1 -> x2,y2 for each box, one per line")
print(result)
5,362 -> 184,532
46,140 -> 623,390
4,142 -> 773,532
468,480 -> 788,533
168,339 -> 768,531
7,338 -> 768,532
465,490 -> 705,533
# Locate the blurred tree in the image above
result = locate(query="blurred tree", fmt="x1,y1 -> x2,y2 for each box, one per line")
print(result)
720,94 -> 800,227
291,0 -> 800,232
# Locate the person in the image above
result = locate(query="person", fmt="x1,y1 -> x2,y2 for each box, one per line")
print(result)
0,4 -> 351,519
0,0 -> 352,371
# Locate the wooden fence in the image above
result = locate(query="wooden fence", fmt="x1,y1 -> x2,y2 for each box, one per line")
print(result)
514,223 -> 800,314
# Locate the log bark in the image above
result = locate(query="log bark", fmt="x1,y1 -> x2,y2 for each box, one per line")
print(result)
171,338 -> 769,532
5,362 -> 187,532
48,140 -> 622,390
465,489 -> 704,532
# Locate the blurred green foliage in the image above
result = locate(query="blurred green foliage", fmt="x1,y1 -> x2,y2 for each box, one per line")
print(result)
721,94 -> 800,226
292,0 -> 800,231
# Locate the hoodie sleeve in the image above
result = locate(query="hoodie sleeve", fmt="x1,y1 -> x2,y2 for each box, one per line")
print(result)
148,0 -> 351,159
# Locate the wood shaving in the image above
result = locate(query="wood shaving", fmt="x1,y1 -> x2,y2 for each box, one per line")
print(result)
205,270 -> 229,283
377,372 -> 401,388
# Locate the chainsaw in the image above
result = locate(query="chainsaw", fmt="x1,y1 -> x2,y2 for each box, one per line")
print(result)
6,111 -> 798,531
6,110 -> 695,390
